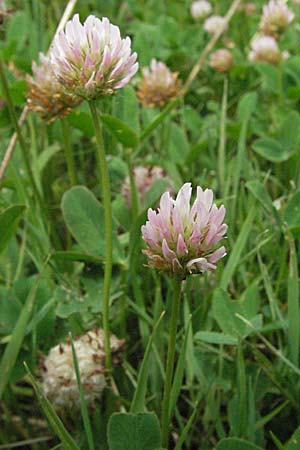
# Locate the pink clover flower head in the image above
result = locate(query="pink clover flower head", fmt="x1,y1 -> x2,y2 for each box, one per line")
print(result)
122,166 -> 173,209
204,15 -> 228,35
190,0 -> 212,20
209,48 -> 233,73
248,35 -> 281,64
49,14 -> 138,100
138,59 -> 181,108
141,183 -> 227,276
260,0 -> 294,36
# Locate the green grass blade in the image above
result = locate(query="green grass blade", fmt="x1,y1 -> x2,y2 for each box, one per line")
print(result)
0,266 -> 46,397
24,363 -> 81,450
287,238 -> 299,366
174,401 -> 199,450
70,333 -> 95,450
220,205 -> 256,290
130,312 -> 165,414
169,316 -> 191,416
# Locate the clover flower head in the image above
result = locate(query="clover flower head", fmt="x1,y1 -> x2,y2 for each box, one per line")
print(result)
27,52 -> 82,122
137,59 -> 181,108
260,0 -> 294,36
209,48 -> 233,73
190,0 -> 212,20
204,15 -> 228,35
0,0 -> 13,22
49,14 -> 138,100
122,166 -> 173,209
141,183 -> 227,276
42,328 -> 124,409
249,35 -> 281,64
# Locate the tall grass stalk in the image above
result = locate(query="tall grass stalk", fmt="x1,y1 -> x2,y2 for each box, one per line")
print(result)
161,277 -> 182,448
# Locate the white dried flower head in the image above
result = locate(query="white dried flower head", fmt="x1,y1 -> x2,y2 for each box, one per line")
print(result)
209,48 -> 233,73
190,0 -> 212,20
248,35 -> 281,64
137,59 -> 181,108
121,166 -> 173,209
49,14 -> 138,100
204,15 -> 228,35
27,53 -> 82,123
141,183 -> 227,276
42,328 -> 124,409
259,0 -> 294,36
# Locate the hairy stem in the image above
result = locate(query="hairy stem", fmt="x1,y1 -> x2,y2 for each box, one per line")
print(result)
89,101 -> 112,374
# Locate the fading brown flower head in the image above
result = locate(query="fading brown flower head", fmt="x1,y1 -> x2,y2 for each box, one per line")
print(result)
137,59 -> 181,108
26,52 -> 82,123
41,328 -> 125,409
209,49 -> 233,73
122,166 -> 173,209
0,0 -> 13,23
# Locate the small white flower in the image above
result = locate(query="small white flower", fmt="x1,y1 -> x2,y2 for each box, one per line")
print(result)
260,0 -> 294,35
190,0 -> 212,20
204,15 -> 228,35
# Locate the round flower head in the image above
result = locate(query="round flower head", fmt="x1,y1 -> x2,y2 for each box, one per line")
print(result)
259,0 -> 294,36
122,166 -> 173,209
190,0 -> 212,20
204,15 -> 228,35
141,183 -> 227,277
137,59 -> 181,108
209,48 -> 233,73
27,53 -> 82,123
42,328 -> 124,409
248,35 -> 281,64
0,0 -> 13,22
49,14 -> 138,100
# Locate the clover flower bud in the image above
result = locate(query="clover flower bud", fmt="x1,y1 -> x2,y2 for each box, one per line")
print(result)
204,15 -> 228,35
49,14 -> 138,100
122,166 -> 173,209
259,0 -> 294,36
209,48 -> 233,73
41,328 -> 124,409
190,0 -> 212,20
248,35 -> 282,64
141,183 -> 227,276
137,59 -> 181,108
27,53 -> 82,123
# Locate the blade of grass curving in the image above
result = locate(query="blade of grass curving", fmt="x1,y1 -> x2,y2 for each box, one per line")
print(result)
169,317 -> 191,416
24,363 -> 81,450
236,314 -> 300,377
220,204 -> 256,290
130,311 -> 165,413
287,238 -> 299,366
236,343 -> 247,438
174,401 -> 199,450
0,260 -> 48,397
218,78 -> 228,192
70,333 -> 95,450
